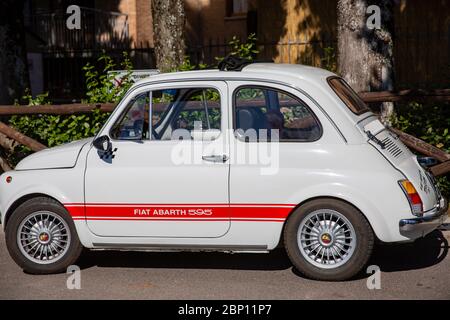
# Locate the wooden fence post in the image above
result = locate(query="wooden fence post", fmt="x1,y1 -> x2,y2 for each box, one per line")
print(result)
0,122 -> 47,152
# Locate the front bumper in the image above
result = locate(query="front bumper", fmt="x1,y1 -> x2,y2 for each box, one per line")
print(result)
399,197 -> 448,239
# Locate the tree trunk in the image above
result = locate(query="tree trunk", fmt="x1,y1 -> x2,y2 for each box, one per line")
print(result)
337,0 -> 395,123
0,0 -> 29,104
151,0 -> 186,72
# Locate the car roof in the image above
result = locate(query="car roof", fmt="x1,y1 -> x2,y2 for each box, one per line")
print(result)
131,63 -> 337,89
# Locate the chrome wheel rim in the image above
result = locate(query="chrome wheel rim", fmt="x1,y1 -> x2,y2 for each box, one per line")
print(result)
297,209 -> 356,269
17,211 -> 71,264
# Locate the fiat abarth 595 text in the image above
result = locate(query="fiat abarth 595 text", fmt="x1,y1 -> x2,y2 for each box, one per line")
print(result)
0,61 -> 447,281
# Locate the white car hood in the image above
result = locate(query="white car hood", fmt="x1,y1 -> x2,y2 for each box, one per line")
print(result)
15,138 -> 93,170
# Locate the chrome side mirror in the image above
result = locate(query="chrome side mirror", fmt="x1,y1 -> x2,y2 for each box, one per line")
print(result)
93,135 -> 112,152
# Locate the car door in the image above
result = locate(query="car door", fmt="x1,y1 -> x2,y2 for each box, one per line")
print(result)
84,81 -> 230,238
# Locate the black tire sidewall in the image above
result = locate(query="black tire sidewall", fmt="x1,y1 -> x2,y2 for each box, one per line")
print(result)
284,199 -> 374,281
5,197 -> 83,274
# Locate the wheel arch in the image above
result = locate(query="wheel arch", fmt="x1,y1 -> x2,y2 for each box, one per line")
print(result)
3,193 -> 65,228
277,195 -> 383,248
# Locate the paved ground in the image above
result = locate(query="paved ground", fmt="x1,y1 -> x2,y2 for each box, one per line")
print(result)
1,225 -> 449,300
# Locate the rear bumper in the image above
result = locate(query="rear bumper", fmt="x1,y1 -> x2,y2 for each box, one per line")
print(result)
399,197 -> 448,239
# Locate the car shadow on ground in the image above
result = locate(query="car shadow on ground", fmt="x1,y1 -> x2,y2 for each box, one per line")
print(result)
368,230 -> 448,272
77,247 -> 292,271
77,230 -> 448,279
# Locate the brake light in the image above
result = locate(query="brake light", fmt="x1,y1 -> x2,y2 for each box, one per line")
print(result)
399,180 -> 423,216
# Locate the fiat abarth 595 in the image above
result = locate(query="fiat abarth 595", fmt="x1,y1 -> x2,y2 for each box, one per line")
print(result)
0,60 -> 447,281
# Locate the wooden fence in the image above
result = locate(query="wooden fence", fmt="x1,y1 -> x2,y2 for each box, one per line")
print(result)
0,89 -> 449,176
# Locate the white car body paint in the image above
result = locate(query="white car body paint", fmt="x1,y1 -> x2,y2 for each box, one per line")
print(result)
0,64 -> 445,252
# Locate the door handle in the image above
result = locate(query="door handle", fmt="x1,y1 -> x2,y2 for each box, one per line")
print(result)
202,155 -> 229,163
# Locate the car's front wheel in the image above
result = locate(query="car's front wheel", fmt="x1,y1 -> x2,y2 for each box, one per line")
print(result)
5,197 -> 83,274
284,198 -> 374,281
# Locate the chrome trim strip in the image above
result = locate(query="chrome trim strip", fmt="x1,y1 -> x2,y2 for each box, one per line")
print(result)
92,243 -> 268,251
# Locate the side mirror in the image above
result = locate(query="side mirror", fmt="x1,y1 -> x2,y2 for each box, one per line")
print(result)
93,135 -> 112,152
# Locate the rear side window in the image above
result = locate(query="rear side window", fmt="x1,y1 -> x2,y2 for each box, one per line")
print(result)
234,86 -> 322,142
328,77 -> 370,115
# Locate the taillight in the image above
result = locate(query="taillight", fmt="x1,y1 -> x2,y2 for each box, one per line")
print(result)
399,180 -> 423,216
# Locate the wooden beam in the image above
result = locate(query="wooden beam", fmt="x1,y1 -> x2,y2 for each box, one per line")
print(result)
0,88 -> 447,115
359,89 -> 450,103
0,101 -> 222,115
0,103 -> 116,115
430,161 -> 450,176
0,122 -> 47,152
390,128 -> 450,163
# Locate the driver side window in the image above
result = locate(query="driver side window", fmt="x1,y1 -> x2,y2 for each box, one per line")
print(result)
111,87 -> 222,141
111,92 -> 150,140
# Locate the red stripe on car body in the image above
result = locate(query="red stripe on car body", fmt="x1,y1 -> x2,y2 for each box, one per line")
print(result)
65,203 -> 295,222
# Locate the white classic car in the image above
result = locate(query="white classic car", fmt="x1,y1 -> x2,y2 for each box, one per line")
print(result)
0,61 -> 447,281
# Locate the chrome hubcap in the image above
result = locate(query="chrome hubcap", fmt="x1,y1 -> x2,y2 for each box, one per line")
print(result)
17,211 -> 71,264
297,209 -> 356,269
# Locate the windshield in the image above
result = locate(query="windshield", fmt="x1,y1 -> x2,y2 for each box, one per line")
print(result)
327,77 -> 370,115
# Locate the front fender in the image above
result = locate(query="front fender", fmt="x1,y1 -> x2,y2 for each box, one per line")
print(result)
0,168 -> 85,230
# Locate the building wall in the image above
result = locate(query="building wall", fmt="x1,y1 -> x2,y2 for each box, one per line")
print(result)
135,0 -> 153,46
257,0 -> 337,65
185,0 -> 253,46
256,0 -> 449,88
27,0 -> 450,88
109,0 -> 253,48
394,0 -> 450,88
95,0 -> 153,47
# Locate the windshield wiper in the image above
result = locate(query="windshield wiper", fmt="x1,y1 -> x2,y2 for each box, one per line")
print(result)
366,130 -> 386,149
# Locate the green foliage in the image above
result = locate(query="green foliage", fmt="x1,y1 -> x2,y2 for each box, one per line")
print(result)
7,52 -> 134,164
216,33 -> 259,63
8,94 -> 109,165
176,33 -> 259,72
391,101 -> 450,196
321,47 -> 337,73
392,102 -> 450,152
176,108 -> 221,131
83,51 -> 134,103
15,90 -> 50,106
229,33 -> 258,60
174,57 -> 207,72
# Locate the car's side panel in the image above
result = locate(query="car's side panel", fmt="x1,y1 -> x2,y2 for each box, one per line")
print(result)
226,81 -> 412,243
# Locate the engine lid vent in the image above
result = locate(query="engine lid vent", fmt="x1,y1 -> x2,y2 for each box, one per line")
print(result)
381,135 -> 404,158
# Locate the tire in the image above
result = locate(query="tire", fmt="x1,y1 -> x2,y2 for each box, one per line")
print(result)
284,198 -> 374,281
5,197 -> 83,274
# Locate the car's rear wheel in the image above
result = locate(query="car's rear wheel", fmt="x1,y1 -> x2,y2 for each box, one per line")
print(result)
5,197 -> 83,274
284,198 -> 374,281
